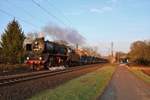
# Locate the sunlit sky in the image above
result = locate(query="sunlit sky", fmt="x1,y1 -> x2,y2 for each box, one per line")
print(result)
0,0 -> 150,55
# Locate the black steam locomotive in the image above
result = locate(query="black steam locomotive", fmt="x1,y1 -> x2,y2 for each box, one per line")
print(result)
23,37 -> 107,70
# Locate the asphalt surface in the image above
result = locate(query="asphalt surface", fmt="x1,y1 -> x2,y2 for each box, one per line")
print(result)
99,64 -> 150,100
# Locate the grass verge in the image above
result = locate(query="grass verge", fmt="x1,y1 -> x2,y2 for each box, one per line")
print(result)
29,65 -> 116,100
128,67 -> 150,83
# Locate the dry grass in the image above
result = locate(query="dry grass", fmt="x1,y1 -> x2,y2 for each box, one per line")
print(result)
128,66 -> 150,83
0,64 -> 31,76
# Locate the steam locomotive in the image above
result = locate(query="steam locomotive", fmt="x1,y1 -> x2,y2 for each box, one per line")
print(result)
23,37 -> 107,70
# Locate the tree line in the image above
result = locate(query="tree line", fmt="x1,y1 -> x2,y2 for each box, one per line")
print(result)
128,40 -> 150,65
0,19 -> 149,66
0,19 -> 99,64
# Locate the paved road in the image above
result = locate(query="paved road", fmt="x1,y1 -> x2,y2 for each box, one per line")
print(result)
99,64 -> 150,100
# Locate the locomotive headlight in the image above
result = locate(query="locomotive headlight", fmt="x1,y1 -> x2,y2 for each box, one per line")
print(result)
35,41 -> 38,44
27,57 -> 29,60
39,57 -> 42,60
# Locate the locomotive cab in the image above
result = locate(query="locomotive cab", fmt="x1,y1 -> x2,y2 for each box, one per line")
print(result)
25,44 -> 32,51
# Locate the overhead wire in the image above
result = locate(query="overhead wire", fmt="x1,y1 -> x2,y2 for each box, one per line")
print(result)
4,0 -> 46,24
46,0 -> 73,27
0,0 -> 75,31
5,0 -> 35,20
0,8 -> 39,29
31,0 -> 69,27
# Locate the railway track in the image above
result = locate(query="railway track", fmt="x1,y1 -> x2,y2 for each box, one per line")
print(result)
0,64 -> 100,86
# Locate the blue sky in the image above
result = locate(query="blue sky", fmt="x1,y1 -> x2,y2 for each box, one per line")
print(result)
0,0 -> 150,55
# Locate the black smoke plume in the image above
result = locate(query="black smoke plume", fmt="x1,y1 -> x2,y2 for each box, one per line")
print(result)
43,24 -> 85,45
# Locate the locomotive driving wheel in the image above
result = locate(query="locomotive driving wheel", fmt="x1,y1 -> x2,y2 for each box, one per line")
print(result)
31,64 -> 35,70
45,57 -> 53,70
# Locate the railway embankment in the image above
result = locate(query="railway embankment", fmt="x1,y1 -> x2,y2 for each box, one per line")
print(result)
30,64 -> 116,100
0,64 -> 105,100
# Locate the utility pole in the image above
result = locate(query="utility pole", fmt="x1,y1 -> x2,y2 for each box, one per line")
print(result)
111,42 -> 114,57
76,43 -> 78,50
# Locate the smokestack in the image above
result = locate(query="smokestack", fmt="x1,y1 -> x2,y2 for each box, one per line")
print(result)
38,32 -> 45,38
111,42 -> 114,57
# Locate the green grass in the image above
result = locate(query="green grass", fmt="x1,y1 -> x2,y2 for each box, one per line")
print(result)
129,68 -> 150,83
29,65 -> 116,100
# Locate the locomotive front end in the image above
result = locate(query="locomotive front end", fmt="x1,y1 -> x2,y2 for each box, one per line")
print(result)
25,37 -> 46,70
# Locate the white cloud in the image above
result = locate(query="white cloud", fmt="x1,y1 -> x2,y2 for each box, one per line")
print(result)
90,8 -> 103,13
90,6 -> 113,13
89,0 -> 118,14
66,0 -> 117,15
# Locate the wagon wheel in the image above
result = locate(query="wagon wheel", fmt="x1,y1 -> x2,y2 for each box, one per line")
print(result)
65,60 -> 71,67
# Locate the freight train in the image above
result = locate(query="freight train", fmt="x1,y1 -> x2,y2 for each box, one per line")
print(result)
23,37 -> 107,70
